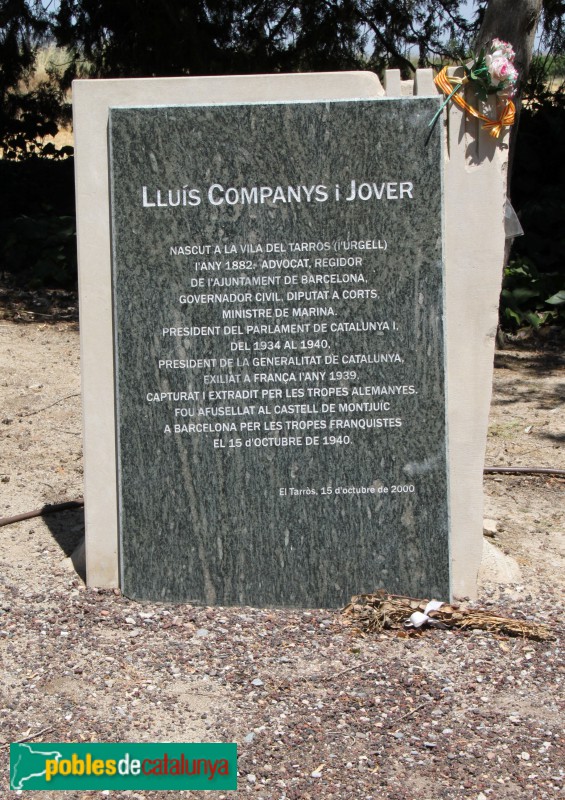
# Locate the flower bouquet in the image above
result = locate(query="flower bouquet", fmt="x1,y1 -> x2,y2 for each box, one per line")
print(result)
432,39 -> 519,138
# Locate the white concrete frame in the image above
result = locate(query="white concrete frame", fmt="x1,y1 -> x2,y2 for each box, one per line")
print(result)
73,70 -> 507,600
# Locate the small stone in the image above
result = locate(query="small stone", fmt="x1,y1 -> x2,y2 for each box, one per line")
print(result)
483,519 -> 498,538
251,678 -> 264,687
520,752 -> 530,761
195,628 -> 209,637
243,732 -> 255,744
125,616 -> 136,624
247,773 -> 256,783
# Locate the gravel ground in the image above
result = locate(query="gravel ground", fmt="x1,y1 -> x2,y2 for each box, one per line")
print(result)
0,320 -> 563,800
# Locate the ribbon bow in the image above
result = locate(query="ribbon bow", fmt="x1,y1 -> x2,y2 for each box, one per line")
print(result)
405,599 -> 445,629
434,66 -> 515,139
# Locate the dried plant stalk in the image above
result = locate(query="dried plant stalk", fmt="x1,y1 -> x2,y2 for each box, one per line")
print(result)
343,590 -> 555,642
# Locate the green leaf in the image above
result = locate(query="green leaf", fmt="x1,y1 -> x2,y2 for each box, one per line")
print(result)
545,290 -> 565,306
524,311 -> 542,329
503,308 -> 521,325
500,288 -> 519,311
511,287 -> 540,304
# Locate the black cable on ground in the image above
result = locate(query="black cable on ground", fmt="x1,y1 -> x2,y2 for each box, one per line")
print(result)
484,466 -> 565,478
0,499 -> 84,529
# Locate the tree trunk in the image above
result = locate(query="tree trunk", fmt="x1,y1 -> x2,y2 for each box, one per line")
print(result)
476,0 -> 543,348
476,0 -> 542,89
476,0 -> 543,169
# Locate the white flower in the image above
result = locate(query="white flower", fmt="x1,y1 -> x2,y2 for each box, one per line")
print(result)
485,47 -> 519,97
490,38 -> 515,61
487,54 -> 518,84
484,39 -> 518,95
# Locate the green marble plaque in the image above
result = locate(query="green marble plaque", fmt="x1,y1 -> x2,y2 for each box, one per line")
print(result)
109,98 -> 449,606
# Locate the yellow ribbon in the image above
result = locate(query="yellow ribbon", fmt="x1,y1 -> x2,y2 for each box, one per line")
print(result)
434,66 -> 515,139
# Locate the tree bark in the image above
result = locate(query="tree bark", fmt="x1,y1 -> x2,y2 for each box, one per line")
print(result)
476,0 -> 543,168
476,0 -> 543,348
476,0 -> 542,89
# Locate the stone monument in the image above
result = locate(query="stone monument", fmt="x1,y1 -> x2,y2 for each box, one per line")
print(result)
109,98 -> 447,605
73,71 -> 509,605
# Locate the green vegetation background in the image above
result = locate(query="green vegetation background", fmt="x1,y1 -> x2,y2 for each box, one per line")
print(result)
1,1 -> 564,330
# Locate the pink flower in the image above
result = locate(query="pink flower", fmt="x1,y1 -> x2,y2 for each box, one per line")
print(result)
486,53 -> 519,94
490,38 -> 516,62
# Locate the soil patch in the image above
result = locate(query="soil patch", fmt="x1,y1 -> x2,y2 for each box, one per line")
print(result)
0,321 -> 563,799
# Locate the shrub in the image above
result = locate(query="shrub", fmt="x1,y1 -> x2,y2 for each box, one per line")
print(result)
501,259 -> 565,330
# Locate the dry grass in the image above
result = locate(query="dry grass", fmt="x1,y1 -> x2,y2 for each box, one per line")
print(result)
343,590 -> 556,641
27,44 -> 71,91
42,127 -> 74,149
32,45 -> 74,150
0,46 -> 74,159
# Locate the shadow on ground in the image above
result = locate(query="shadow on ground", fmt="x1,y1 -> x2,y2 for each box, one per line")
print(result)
491,350 -> 565,410
0,275 -> 79,323
44,507 -> 86,582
